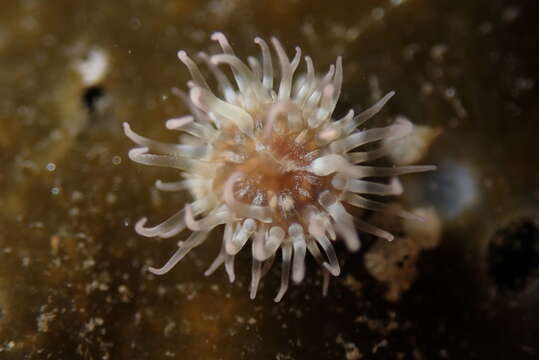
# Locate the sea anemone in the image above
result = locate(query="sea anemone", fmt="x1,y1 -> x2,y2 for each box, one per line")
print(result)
123,33 -> 435,302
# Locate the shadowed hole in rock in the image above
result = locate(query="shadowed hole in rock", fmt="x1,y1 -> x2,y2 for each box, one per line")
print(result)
82,86 -> 105,114
487,217 -> 539,293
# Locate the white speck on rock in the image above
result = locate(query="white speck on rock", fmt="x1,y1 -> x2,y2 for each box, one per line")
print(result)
74,48 -> 109,86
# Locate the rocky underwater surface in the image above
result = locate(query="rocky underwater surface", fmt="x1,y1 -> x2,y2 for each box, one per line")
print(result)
0,0 -> 538,359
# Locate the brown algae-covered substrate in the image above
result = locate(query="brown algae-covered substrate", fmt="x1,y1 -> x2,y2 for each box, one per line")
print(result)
1,0 -> 538,359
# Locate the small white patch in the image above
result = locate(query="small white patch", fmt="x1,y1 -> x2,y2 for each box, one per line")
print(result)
224,151 -> 246,163
304,150 -> 320,162
255,141 -> 266,152
278,194 -> 295,212
234,132 -> 245,145
252,191 -> 265,206
318,128 -> 339,142
303,174 -> 320,185
74,48 -> 109,86
237,183 -> 251,198
384,117 -> 441,165
298,188 -> 311,199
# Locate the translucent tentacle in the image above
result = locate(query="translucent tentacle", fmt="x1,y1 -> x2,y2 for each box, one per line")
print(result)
308,221 -> 341,276
135,198 -> 208,238
261,253 -> 276,279
289,223 -> 306,283
177,51 -> 211,90
197,52 -> 237,103
226,218 -> 257,255
155,178 -> 206,192
355,218 -> 394,242
295,56 -> 316,104
185,203 -> 233,232
344,192 -> 423,221
254,37 -> 274,90
148,231 -> 209,275
319,191 -> 360,251
223,172 -> 272,222
211,54 -> 267,100
128,147 -> 195,170
225,254 -> 236,283
190,86 -> 254,136
330,119 -> 412,153
341,91 -> 395,134
250,258 -> 263,299
274,242 -> 292,302
311,154 -> 435,178
247,56 -> 262,83
271,37 -> 301,101
332,174 -> 403,196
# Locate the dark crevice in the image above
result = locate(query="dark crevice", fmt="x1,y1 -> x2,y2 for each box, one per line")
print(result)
487,217 -> 539,293
82,85 -> 105,114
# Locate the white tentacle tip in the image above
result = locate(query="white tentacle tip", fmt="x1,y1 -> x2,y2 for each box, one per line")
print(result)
211,32 -> 227,43
226,271 -> 235,283
292,269 -> 305,284
274,291 -> 286,303
127,146 -> 148,162
165,116 -> 193,130
184,204 -> 200,231
177,50 -> 187,61
208,55 -> 219,66
154,179 -> 165,189
148,266 -> 165,276
122,122 -> 131,135
134,217 -> 149,234
390,178 -> 404,196
196,51 -> 209,61
347,240 -> 361,252
323,262 -> 340,277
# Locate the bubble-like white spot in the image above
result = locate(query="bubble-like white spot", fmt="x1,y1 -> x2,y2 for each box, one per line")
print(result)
112,155 -> 122,165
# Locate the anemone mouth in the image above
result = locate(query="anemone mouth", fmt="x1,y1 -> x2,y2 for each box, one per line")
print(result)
124,32 -> 435,301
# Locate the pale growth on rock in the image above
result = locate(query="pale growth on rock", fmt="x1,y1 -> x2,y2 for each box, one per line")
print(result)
73,48 -> 109,86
